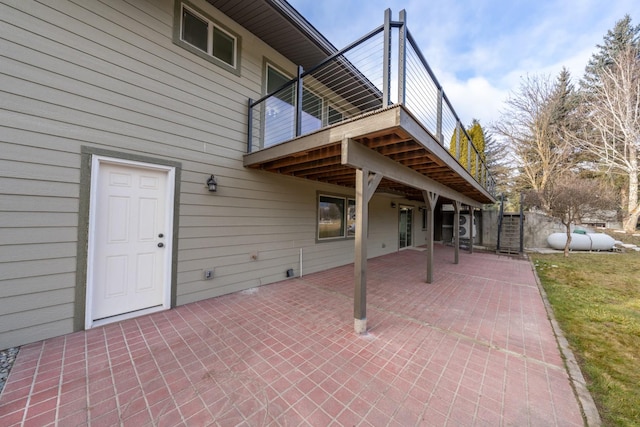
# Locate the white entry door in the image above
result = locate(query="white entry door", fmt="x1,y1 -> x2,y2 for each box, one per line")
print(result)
87,157 -> 174,327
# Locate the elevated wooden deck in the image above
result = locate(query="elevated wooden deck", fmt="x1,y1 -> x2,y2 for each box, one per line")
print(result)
244,105 -> 495,206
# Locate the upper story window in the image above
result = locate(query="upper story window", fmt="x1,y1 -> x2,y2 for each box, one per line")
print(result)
173,1 -> 241,75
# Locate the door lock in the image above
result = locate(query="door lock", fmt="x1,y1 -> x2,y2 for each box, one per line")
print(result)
157,243 -> 164,248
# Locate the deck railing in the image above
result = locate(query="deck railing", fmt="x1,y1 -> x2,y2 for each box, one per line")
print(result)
247,9 -> 495,197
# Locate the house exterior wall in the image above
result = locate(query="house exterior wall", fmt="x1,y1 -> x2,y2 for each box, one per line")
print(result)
0,0 -> 422,349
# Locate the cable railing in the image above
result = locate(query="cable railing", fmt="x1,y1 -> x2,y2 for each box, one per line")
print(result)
248,26 -> 386,151
247,10 -> 495,197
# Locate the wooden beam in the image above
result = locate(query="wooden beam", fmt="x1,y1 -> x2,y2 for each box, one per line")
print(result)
243,107 -> 400,167
341,138 -> 482,208
361,134 -> 413,149
423,190 -> 438,283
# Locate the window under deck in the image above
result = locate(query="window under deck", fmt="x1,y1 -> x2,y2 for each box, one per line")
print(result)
244,105 -> 495,206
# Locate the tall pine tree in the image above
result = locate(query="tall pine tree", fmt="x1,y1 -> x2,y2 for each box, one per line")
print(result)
582,14 -> 640,92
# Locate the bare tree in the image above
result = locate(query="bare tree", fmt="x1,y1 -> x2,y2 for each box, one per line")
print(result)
575,46 -> 640,231
526,176 -> 616,257
484,130 -> 515,205
494,71 -> 578,210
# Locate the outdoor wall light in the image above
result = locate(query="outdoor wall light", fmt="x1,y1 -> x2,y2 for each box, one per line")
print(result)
206,175 -> 218,192
391,202 -> 397,208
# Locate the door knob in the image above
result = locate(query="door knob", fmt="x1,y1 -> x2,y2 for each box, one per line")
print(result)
157,243 -> 164,248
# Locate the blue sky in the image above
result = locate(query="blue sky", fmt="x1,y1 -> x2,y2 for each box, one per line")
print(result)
288,0 -> 640,127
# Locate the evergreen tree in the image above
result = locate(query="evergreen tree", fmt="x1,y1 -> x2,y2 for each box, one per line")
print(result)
549,67 -> 581,168
449,119 -> 486,178
582,14 -> 640,92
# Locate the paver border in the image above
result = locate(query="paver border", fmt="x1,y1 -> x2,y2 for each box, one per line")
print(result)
528,256 -> 602,427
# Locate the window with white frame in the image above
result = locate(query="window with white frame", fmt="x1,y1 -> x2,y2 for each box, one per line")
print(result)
318,194 -> 356,240
174,1 -> 240,73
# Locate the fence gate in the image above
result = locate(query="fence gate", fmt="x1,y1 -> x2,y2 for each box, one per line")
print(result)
497,194 -> 523,254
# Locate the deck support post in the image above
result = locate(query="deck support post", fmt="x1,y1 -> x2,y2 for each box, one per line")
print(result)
468,206 -> 474,254
453,200 -> 461,264
354,167 -> 382,334
422,190 -> 439,283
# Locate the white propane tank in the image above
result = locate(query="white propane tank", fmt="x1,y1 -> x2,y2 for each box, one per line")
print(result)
547,233 -> 615,251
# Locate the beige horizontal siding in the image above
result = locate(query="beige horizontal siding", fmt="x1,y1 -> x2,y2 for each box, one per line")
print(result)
0,273 -> 76,298
0,0 -> 410,349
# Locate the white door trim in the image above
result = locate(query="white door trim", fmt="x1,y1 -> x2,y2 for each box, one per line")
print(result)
85,155 -> 175,329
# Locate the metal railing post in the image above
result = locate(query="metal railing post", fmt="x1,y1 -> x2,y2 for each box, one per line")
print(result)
467,134 -> 472,172
382,9 -> 392,107
497,193 -> 504,251
519,193 -> 524,253
455,122 -> 461,160
247,98 -> 254,153
397,9 -> 407,106
436,88 -> 443,144
295,65 -> 303,137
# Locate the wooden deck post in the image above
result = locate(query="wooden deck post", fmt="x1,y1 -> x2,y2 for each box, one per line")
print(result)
453,200 -> 461,264
354,167 -> 382,334
468,206 -> 474,254
422,190 -> 439,283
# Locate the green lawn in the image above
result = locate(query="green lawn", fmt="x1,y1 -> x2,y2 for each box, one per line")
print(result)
530,250 -> 640,426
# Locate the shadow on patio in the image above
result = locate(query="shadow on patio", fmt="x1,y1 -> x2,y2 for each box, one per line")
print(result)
0,246 -> 586,426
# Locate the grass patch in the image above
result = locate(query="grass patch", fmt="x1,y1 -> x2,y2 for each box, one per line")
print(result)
531,251 -> 640,426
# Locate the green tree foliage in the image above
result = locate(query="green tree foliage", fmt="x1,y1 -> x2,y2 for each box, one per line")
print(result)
449,119 -> 486,178
582,14 -> 640,92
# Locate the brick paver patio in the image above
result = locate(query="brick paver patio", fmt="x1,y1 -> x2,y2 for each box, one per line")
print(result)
0,245 -> 586,426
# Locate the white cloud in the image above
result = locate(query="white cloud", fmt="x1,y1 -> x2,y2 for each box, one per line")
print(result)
438,74 -> 509,127
289,0 -> 640,130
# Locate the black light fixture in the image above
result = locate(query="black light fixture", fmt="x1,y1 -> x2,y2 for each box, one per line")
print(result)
391,202 -> 397,208
206,175 -> 218,192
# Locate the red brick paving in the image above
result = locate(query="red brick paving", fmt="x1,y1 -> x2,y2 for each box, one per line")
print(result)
0,245 -> 586,426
